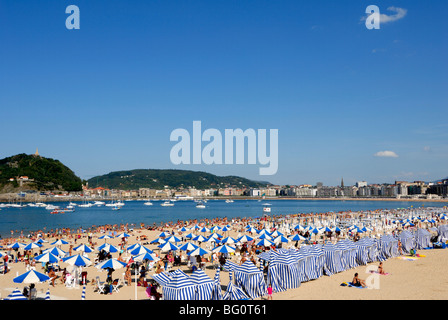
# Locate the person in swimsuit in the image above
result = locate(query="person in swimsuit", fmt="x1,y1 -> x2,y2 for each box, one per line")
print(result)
352,273 -> 366,288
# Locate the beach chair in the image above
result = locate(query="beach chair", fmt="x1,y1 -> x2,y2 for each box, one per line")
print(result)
95,276 -> 105,294
65,274 -> 75,288
112,279 -> 122,293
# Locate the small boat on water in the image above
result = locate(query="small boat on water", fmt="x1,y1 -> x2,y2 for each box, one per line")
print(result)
196,202 -> 206,209
51,208 -> 75,214
225,199 -> 234,203
161,201 -> 174,207
112,205 -> 121,211
144,201 -> 153,206
263,203 -> 271,213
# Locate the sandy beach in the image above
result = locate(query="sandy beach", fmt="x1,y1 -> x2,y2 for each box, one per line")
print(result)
1,222 -> 447,301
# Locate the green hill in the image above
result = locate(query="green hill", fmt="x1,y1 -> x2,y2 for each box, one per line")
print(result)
87,169 -> 269,190
0,153 -> 83,192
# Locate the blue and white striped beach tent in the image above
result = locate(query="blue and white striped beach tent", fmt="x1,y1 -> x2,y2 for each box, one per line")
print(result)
233,261 -> 267,299
377,234 -> 399,260
267,250 -> 301,293
300,245 -> 325,280
190,269 -> 214,300
212,267 -> 223,300
322,243 -> 344,276
4,288 -> 27,300
437,225 -> 448,242
396,230 -> 415,254
414,228 -> 432,249
223,260 -> 239,272
151,272 -> 171,287
162,269 -> 196,300
335,239 -> 358,269
222,271 -> 250,300
354,238 -> 377,264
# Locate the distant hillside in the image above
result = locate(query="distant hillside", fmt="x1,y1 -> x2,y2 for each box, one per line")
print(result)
87,169 -> 269,190
0,154 -> 83,192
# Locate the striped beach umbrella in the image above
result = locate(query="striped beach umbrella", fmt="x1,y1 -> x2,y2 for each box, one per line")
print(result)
237,235 -> 254,243
116,232 -> 131,238
97,243 -> 119,253
258,233 -> 273,240
23,242 -> 42,250
132,252 -> 158,262
150,238 -> 165,244
95,258 -> 127,270
63,254 -> 92,267
7,242 -> 26,249
184,233 -> 195,239
165,235 -> 182,243
51,239 -> 69,246
158,241 -> 179,252
129,245 -> 154,256
289,234 -> 306,241
14,269 -> 50,284
158,232 -> 170,238
212,245 -> 236,254
74,244 -> 93,254
43,247 -> 67,257
187,247 -> 210,257
98,234 -> 114,242
256,238 -> 275,247
178,242 -> 199,252
178,226 -> 189,232
273,235 -> 290,244
34,252 -> 60,264
4,288 -> 27,300
220,236 -> 237,245
200,227 -> 211,233
45,287 -> 51,300
193,235 -> 207,242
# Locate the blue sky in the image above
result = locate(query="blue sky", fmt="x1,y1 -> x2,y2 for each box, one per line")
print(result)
1,0 -> 447,186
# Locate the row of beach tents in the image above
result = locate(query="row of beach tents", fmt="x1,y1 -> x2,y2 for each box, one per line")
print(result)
151,226 -> 447,299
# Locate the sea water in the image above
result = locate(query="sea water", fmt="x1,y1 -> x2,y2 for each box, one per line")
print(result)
0,199 -> 446,238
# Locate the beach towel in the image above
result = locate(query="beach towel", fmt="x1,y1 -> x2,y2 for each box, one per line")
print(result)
347,282 -> 366,289
397,256 -> 419,261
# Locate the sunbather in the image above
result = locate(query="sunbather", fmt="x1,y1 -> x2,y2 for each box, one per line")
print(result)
378,262 -> 385,275
352,273 -> 366,288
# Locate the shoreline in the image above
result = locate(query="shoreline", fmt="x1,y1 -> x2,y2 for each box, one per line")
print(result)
1,196 -> 447,203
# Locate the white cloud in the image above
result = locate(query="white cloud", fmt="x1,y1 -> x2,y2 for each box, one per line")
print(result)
380,7 -> 407,24
423,146 -> 431,152
374,151 -> 399,158
361,6 -> 407,24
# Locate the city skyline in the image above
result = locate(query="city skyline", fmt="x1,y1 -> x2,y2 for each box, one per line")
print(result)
1,1 -> 447,186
